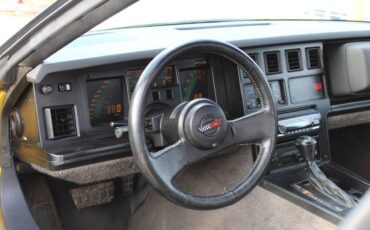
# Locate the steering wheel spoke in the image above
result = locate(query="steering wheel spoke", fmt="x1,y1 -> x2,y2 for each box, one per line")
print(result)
150,132 -> 236,186
230,109 -> 275,145
149,141 -> 194,186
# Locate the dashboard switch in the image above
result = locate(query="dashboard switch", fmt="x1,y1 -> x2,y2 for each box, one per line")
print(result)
145,114 -> 163,132
110,122 -> 127,128
58,83 -> 71,92
40,85 -> 53,94
152,91 -> 160,101
165,89 -> 173,100
114,126 -> 128,138
278,124 -> 287,134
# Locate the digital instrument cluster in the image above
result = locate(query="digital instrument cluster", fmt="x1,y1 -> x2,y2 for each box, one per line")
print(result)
86,65 -> 211,127
179,68 -> 208,101
126,66 -> 177,98
87,78 -> 124,127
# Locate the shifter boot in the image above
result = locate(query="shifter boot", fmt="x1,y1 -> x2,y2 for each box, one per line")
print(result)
307,161 -> 356,208
296,136 -> 356,209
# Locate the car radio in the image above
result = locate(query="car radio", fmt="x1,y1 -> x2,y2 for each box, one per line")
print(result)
278,110 -> 321,138
269,109 -> 321,169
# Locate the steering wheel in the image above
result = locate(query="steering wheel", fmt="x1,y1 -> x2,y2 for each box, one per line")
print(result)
129,39 -> 277,210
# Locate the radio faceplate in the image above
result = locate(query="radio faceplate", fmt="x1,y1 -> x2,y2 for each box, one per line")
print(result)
278,110 -> 321,138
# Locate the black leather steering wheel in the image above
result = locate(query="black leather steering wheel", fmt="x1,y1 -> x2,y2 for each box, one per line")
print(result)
129,39 -> 277,210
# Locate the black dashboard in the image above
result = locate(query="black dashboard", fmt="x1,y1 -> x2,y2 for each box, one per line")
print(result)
13,54 -> 247,169
12,42 -> 326,170
9,20 -> 370,173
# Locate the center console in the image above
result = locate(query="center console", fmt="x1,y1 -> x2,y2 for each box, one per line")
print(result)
262,108 -> 369,224
238,43 -> 328,169
237,42 -> 370,224
270,109 -> 321,169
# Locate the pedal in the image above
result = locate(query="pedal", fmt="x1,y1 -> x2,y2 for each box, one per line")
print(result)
122,174 -> 134,196
70,181 -> 114,209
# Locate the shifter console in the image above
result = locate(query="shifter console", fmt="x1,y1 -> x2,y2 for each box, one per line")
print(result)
293,136 -> 356,212
270,109 -> 321,169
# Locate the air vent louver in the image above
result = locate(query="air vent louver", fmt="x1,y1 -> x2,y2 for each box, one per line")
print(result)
248,53 -> 258,63
44,106 -> 77,140
264,52 -> 281,74
241,53 -> 258,79
307,47 -> 321,69
286,49 -> 302,71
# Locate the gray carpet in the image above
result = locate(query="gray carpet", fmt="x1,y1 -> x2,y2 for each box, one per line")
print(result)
129,186 -> 335,230
47,178 -> 131,230
176,145 -> 255,196
129,146 -> 336,230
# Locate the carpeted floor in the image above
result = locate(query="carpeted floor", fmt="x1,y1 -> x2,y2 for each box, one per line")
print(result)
129,186 -> 336,230
47,178 -> 131,230
129,146 -> 336,230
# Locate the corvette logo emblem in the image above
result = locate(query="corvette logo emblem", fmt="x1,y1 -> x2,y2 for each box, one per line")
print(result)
198,119 -> 223,133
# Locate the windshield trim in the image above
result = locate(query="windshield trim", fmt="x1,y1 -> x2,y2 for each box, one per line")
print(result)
94,18 -> 370,32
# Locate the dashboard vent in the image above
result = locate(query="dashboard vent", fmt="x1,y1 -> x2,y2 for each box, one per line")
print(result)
286,49 -> 302,71
241,53 -> 259,79
248,53 -> 258,63
44,105 -> 77,140
306,47 -> 321,69
264,52 -> 281,74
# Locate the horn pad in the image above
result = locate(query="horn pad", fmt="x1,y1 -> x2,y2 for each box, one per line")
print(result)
183,100 -> 227,149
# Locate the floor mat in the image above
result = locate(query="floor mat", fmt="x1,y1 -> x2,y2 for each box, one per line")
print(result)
48,178 -> 131,230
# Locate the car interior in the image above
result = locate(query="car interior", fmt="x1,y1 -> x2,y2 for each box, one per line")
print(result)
6,9 -> 370,229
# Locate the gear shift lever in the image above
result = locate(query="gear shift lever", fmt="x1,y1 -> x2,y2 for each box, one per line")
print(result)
296,136 -> 356,209
296,136 -> 317,162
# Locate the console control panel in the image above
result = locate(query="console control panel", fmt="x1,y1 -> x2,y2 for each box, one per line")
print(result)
271,138 -> 320,170
243,80 -> 286,114
271,145 -> 304,169
244,84 -> 262,112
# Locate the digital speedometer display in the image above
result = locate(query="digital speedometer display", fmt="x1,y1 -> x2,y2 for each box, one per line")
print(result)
126,66 -> 176,99
179,68 -> 208,101
87,78 -> 124,127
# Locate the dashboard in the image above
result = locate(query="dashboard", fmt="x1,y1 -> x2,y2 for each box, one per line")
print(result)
10,20 -> 370,172
13,55 -> 246,169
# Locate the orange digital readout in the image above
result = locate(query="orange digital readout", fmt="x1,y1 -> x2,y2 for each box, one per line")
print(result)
194,93 -> 204,99
107,104 -> 122,114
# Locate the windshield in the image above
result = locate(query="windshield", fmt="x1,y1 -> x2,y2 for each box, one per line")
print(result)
0,0 -> 54,45
95,0 -> 370,30
2,0 -> 370,46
